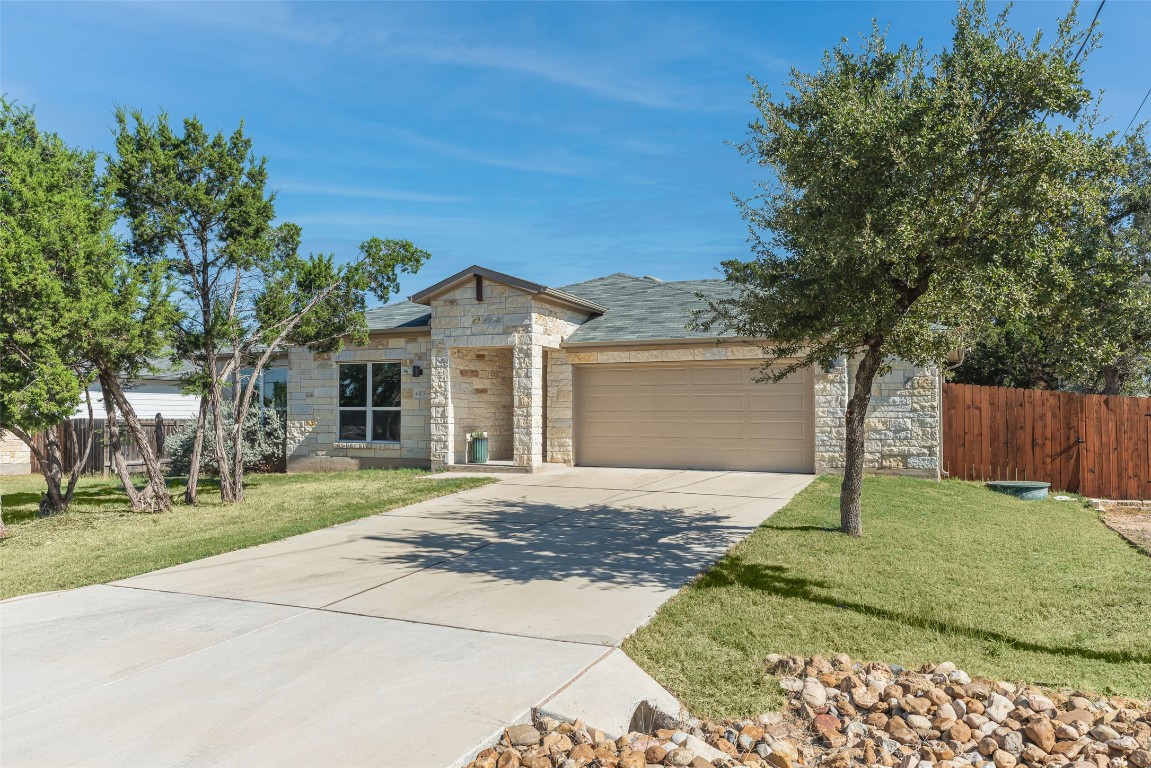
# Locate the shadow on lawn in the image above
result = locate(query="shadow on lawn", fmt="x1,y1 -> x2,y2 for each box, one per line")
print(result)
697,554 -> 1151,666
1,485 -> 131,524
1,475 -> 274,526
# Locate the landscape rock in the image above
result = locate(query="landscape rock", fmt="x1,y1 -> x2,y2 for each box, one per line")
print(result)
506,724 -> 542,747
468,657 -> 1150,768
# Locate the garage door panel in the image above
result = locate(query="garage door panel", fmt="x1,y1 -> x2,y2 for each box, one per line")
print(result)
690,420 -> 747,439
636,368 -> 687,386
637,421 -> 688,439
638,394 -> 689,412
748,419 -> 809,440
577,362 -> 814,473
690,393 -> 746,412
581,420 -> 636,438
585,393 -> 637,414
749,392 -> 809,413
590,369 -> 637,387
691,366 -> 749,385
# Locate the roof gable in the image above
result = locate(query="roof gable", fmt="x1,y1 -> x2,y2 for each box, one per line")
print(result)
408,265 -> 606,314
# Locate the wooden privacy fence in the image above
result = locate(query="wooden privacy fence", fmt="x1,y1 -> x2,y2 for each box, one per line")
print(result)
943,383 -> 1151,500
29,415 -> 190,476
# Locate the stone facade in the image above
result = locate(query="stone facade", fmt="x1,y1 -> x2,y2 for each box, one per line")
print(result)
282,271 -> 942,479
426,280 -> 589,469
813,356 -> 942,479
285,332 -> 431,472
0,430 -> 31,475
449,347 -> 513,461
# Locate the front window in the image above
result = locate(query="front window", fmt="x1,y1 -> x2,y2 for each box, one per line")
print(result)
339,363 -> 401,442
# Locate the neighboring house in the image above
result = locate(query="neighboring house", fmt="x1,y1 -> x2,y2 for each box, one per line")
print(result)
73,365 -> 288,422
74,376 -> 200,420
285,266 -> 943,478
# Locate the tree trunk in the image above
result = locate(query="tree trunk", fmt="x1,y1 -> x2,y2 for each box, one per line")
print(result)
59,396 -> 97,508
1100,364 -> 1124,396
840,344 -> 885,537
209,378 -> 236,502
38,428 -> 67,516
4,424 -> 66,515
105,397 -> 149,511
184,396 -> 208,504
99,371 -> 172,512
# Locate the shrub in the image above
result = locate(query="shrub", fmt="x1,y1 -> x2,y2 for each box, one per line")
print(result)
166,404 -> 284,476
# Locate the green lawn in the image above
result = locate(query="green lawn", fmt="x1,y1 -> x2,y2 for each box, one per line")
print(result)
0,469 -> 494,599
625,475 -> 1151,719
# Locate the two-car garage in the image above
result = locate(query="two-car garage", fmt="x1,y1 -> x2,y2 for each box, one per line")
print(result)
574,360 -> 815,473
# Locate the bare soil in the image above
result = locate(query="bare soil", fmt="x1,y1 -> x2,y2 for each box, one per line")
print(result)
1100,502 -> 1151,556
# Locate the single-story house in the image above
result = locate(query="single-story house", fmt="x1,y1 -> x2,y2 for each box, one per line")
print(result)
284,265 -> 942,478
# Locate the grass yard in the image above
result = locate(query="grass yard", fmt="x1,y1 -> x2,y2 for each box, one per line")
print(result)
625,475 -> 1151,719
0,469 -> 494,599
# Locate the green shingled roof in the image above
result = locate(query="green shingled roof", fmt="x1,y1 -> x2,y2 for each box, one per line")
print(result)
559,273 -> 735,344
365,301 -> 431,331
365,271 -> 735,343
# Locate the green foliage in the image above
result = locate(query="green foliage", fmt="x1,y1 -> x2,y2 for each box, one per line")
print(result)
1,100 -> 176,511
255,236 -> 430,354
107,110 -> 431,499
165,403 -> 285,477
953,132 -> 1151,395
0,100 -> 107,432
697,1 -> 1120,377
951,317 -> 1063,390
1,102 -> 176,432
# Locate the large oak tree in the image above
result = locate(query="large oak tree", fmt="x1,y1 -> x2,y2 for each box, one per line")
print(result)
697,1 -> 1120,535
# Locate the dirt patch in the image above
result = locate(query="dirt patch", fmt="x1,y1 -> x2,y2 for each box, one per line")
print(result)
1098,502 -> 1151,556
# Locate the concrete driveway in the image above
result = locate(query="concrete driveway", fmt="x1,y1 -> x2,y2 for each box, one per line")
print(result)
1,467 -> 812,768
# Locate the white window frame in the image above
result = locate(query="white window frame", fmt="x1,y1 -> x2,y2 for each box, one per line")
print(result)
337,362 -> 402,443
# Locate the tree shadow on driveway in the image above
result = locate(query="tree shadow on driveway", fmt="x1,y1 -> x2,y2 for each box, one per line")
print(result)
343,494 -> 769,592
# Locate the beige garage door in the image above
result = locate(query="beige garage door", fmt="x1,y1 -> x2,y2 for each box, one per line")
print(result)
575,361 -> 814,472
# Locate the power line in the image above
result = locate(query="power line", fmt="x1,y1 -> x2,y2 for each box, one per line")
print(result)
1123,86 -> 1151,135
1072,0 -> 1106,64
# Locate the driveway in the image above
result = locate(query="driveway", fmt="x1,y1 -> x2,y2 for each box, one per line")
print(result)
1,467 -> 812,768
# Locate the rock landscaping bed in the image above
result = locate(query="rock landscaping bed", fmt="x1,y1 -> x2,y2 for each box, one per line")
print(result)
468,655 -> 1149,768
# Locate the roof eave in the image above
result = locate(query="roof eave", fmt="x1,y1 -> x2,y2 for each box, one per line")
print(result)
561,335 -> 754,349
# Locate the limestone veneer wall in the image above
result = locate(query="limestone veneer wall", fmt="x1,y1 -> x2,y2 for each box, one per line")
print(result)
449,347 -> 513,461
814,357 -> 942,479
427,279 -> 590,469
0,430 -> 31,475
285,333 -> 430,472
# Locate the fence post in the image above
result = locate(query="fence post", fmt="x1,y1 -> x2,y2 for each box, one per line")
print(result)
155,413 -> 165,458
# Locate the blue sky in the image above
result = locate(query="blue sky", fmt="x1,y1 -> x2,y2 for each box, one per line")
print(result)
4,1 -> 1149,300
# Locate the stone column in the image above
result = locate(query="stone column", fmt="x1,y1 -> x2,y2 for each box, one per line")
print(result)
814,358 -> 849,473
429,351 -> 453,470
512,337 -> 543,467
